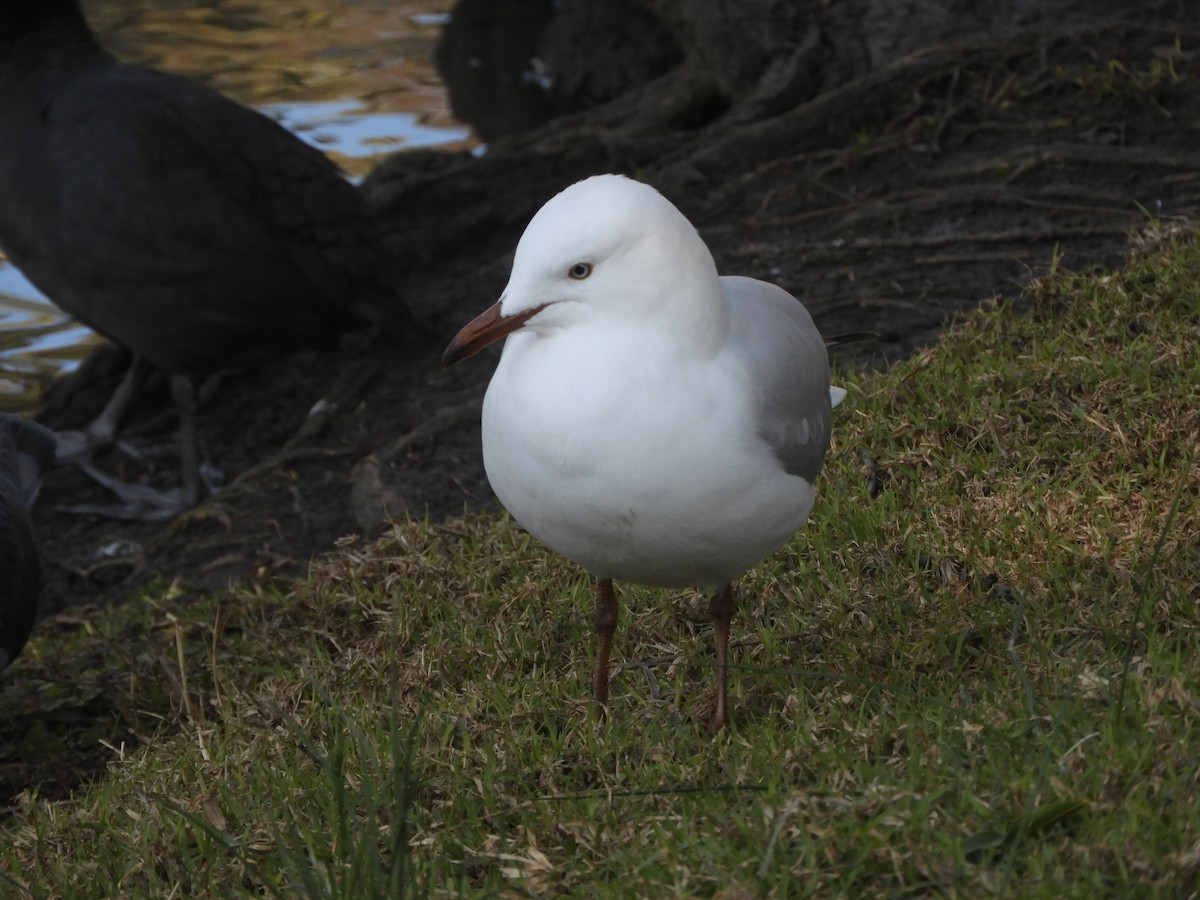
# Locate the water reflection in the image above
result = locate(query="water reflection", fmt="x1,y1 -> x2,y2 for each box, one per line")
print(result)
261,99 -> 468,173
0,0 -> 468,414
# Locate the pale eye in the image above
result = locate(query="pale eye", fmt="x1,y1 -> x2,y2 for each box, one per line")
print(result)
567,262 -> 593,280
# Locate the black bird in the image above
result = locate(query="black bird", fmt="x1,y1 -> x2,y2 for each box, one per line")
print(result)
0,0 -> 407,510
0,413 -> 55,674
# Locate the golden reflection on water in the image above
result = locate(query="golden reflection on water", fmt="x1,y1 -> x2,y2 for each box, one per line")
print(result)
84,0 -> 467,175
0,284 -> 103,411
1,0 -> 465,413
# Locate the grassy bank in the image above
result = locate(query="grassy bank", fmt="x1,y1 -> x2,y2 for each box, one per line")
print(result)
2,226 -> 1198,896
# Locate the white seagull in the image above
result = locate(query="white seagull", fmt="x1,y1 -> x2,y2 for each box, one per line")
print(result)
444,174 -> 845,731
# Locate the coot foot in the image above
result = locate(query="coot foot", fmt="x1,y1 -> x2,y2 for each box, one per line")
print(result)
57,458 -> 222,522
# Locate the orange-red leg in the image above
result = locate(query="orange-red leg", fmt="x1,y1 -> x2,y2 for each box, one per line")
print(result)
707,583 -> 735,732
592,578 -> 618,719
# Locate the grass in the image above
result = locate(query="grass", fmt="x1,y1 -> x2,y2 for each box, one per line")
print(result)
1,224 -> 1198,896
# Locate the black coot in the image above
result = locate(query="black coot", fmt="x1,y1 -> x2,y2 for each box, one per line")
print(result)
0,1 -> 407,508
0,413 -> 56,673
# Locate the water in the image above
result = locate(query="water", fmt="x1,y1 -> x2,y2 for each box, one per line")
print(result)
0,0 -> 469,413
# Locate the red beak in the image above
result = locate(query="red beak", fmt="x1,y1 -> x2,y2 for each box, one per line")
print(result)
442,301 -> 545,367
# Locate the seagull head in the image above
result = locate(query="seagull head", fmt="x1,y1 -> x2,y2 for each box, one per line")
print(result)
442,174 -> 725,367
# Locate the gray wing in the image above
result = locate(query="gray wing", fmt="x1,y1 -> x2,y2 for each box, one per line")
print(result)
721,276 -> 833,483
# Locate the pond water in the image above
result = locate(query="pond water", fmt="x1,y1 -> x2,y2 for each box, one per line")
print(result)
0,0 -> 471,413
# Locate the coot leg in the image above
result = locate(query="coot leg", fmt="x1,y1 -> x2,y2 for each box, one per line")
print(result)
89,355 -> 149,449
169,373 -> 204,508
54,356 -> 149,462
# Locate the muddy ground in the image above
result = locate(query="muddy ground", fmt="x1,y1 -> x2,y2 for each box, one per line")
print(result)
28,12 -> 1200,620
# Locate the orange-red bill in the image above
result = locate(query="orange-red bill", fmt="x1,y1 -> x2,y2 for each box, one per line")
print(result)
441,301 -> 546,367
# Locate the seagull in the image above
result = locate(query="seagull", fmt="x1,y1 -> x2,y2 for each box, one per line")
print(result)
0,413 -> 56,674
444,174 -> 845,732
0,0 -> 407,515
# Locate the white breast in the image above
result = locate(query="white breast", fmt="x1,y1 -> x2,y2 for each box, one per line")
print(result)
481,325 -> 815,591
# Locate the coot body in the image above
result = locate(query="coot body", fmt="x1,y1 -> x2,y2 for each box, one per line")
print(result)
0,1 -> 406,504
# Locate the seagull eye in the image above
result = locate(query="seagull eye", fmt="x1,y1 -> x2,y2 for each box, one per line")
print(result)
567,262 -> 593,280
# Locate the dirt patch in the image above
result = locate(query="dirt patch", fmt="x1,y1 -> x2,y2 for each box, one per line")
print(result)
28,13 -> 1200,618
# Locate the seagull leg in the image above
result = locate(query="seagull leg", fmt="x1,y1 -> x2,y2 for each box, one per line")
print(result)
592,577 -> 618,720
169,373 -> 204,507
707,583 -> 736,733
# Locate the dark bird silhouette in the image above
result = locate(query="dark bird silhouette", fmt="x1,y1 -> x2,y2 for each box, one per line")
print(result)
0,413 -> 56,674
0,0 -> 407,511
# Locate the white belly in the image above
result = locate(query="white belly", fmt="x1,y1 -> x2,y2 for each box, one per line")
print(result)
481,330 -> 815,590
